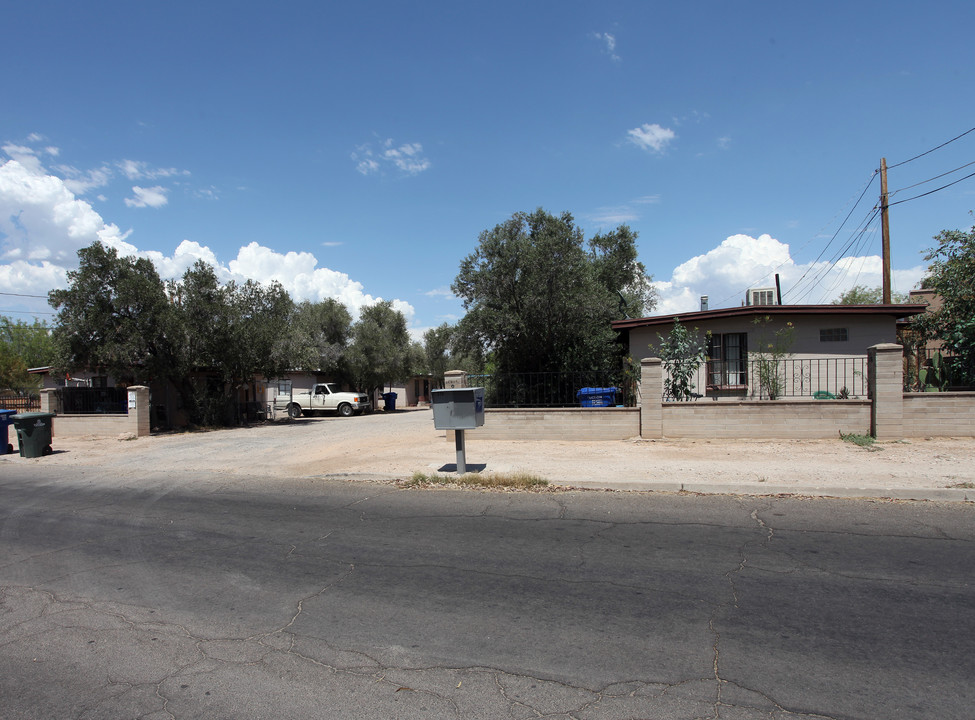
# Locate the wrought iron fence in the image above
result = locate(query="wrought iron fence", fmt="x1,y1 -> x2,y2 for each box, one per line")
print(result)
904,348 -> 975,391
57,387 -> 128,414
0,394 -> 40,412
664,356 -> 869,400
466,371 -> 635,408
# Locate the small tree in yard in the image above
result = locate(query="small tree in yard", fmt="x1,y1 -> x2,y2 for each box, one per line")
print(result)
654,319 -> 709,401
752,316 -> 795,400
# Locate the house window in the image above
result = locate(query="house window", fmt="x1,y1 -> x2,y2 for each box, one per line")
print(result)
707,333 -> 748,387
277,380 -> 292,396
820,328 -> 849,342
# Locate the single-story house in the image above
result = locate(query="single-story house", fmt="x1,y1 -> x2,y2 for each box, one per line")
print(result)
612,303 -> 927,400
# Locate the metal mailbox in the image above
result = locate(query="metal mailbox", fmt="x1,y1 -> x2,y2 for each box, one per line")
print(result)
431,387 -> 485,430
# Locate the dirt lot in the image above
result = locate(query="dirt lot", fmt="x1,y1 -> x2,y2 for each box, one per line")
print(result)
6,408 -> 975,498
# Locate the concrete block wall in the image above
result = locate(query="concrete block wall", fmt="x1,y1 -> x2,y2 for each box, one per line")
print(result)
39,386 -> 151,439
903,393 -> 975,437
661,399 -> 871,439
462,408 -> 641,441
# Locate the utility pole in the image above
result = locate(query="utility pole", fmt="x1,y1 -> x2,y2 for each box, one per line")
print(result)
880,158 -> 892,303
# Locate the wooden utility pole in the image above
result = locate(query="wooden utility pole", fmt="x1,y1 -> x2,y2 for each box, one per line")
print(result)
880,158 -> 892,303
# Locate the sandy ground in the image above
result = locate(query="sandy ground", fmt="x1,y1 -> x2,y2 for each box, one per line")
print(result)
5,407 -> 975,499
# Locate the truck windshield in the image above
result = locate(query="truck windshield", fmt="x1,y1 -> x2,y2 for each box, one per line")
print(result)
323,383 -> 339,394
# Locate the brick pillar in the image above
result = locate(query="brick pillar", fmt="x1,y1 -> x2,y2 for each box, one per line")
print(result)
126,385 -> 151,437
40,388 -> 60,414
868,344 -> 903,440
444,370 -> 467,389
640,357 -> 663,439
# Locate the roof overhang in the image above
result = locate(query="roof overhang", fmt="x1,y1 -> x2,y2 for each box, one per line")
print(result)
611,304 -> 928,331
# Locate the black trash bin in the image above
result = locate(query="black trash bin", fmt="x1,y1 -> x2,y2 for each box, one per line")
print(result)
382,392 -> 398,412
11,412 -> 55,458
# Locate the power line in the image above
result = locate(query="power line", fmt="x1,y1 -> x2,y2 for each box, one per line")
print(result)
0,291 -> 51,299
889,159 -> 975,197
889,170 -> 975,207
887,126 -> 975,169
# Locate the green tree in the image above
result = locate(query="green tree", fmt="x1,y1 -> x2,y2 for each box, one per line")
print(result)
51,243 -> 302,426
0,317 -> 56,394
452,208 -> 654,375
832,285 -> 908,304
49,242 -> 178,386
348,301 -> 412,397
292,298 -> 352,376
912,220 -> 975,383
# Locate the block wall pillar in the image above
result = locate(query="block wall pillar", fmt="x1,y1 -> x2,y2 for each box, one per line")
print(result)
868,343 -> 904,440
640,357 -> 663,439
127,385 -> 151,437
444,370 -> 467,389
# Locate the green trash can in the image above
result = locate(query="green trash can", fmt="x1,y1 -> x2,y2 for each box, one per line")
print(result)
11,412 -> 55,458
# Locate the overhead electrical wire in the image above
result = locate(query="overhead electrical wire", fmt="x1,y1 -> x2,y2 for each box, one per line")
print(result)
710,170 -> 880,309
887,126 -> 975,170
889,170 -> 975,207
730,126 -> 975,306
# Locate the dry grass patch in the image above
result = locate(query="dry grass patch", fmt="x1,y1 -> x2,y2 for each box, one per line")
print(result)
400,470 -> 549,491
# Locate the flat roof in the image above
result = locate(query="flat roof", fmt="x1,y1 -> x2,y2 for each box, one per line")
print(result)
611,304 -> 928,330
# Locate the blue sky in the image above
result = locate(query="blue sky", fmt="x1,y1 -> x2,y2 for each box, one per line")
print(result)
2,1 -> 974,337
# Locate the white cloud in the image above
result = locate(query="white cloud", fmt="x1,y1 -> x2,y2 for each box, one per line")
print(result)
118,159 -> 188,181
589,195 -> 661,226
352,137 -> 431,176
55,164 -> 112,196
627,123 -> 676,154
593,32 -> 620,62
652,233 -> 926,314
125,185 -> 169,208
0,158 -> 129,265
0,149 -> 414,323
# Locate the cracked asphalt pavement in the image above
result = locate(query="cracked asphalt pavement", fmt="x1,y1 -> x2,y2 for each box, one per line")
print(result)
1,460 -> 973,719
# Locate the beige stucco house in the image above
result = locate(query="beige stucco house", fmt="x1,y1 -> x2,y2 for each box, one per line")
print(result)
613,304 -> 926,400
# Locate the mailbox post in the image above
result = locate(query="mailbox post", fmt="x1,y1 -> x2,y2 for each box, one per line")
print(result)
431,387 -> 485,473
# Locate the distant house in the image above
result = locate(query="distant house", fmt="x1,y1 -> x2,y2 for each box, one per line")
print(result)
612,303 -> 926,400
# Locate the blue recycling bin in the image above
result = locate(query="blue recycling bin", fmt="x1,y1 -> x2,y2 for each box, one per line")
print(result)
576,387 -> 618,408
0,409 -> 16,454
382,392 -> 398,411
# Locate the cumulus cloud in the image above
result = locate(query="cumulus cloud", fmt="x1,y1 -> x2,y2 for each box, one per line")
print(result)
353,137 -> 430,176
627,123 -> 676,154
0,147 -> 414,323
125,185 -> 169,208
652,233 -> 926,314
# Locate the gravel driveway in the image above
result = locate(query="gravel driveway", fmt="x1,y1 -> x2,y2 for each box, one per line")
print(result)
5,408 -> 975,499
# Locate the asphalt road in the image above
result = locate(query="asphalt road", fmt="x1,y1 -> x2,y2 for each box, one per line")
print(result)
1,466 -> 973,719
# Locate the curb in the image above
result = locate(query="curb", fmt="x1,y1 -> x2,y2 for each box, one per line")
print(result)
549,479 -> 975,502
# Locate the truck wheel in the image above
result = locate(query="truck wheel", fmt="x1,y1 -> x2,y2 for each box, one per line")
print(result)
288,403 -> 302,419
338,403 -> 353,418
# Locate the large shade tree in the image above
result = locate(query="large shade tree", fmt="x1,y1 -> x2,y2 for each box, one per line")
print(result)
912,219 -> 975,383
347,300 -> 413,398
49,242 -> 178,387
50,243 -> 300,425
452,208 -> 655,375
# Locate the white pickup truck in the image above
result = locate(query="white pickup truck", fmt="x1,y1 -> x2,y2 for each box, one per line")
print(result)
285,383 -> 372,418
